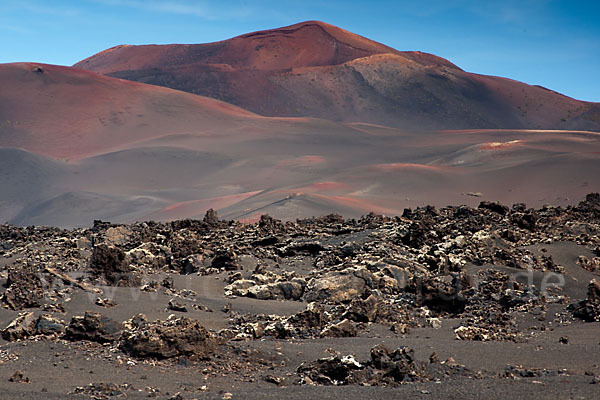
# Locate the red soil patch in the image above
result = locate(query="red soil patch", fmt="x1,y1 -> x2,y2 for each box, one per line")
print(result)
372,163 -> 454,172
275,155 -> 326,167
237,212 -> 264,224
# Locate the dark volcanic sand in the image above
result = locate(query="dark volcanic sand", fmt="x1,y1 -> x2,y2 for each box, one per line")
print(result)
1,195 -> 600,399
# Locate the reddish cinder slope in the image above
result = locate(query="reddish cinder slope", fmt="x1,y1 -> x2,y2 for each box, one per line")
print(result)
0,62 -> 257,159
76,20 -> 456,73
74,21 -> 600,131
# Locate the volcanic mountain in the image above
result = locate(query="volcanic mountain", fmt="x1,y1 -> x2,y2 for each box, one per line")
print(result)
75,21 -> 600,131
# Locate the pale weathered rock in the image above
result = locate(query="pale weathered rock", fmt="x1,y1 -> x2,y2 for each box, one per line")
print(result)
304,269 -> 374,304
103,226 -> 133,247
1,312 -> 36,341
247,280 -> 305,301
320,319 -> 357,338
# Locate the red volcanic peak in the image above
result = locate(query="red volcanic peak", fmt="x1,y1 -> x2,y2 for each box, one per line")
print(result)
74,21 -> 600,131
75,21 -> 459,74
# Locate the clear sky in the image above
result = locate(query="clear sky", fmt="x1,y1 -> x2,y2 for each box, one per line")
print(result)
1,0 -> 599,101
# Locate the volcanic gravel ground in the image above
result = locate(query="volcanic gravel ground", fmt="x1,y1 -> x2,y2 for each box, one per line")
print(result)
1,194 -> 600,399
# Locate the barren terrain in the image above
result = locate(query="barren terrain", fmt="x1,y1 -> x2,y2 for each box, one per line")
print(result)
2,64 -> 600,227
1,196 -> 600,399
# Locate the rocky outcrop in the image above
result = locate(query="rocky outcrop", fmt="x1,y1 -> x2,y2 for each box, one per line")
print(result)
66,312 -> 123,343
572,279 -> 600,322
121,315 -> 215,359
297,344 -> 428,386
2,265 -> 45,310
90,244 -> 139,286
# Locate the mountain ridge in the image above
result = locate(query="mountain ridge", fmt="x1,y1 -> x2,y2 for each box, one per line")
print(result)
73,20 -> 600,131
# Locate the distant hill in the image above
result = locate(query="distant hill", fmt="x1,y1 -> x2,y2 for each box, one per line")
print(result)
75,20 -> 600,131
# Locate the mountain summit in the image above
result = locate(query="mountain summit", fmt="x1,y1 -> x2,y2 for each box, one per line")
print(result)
75,21 -> 599,130
76,21 -> 457,73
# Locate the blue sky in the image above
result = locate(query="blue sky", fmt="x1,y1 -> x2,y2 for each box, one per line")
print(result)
1,0 -> 599,101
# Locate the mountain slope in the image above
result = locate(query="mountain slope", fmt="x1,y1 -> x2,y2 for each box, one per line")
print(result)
74,21 -> 600,131
0,62 -> 257,159
1,61 -> 599,226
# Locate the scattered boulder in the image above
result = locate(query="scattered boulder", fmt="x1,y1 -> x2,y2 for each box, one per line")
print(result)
369,344 -> 421,382
320,319 -> 357,338
224,279 -> 257,297
298,356 -> 362,385
203,208 -> 219,225
125,242 -> 169,271
454,310 -> 522,342
511,211 -> 537,231
167,299 -> 188,312
66,312 -> 122,343
211,249 -> 241,271
121,316 -> 215,359
416,275 -> 468,314
298,344 -> 427,386
559,336 -> 569,344
90,244 -> 139,286
286,303 -> 329,335
34,314 -> 66,335
180,254 -> 204,275
577,256 -> 600,272
235,302 -> 331,340
2,313 -> 66,341
504,365 -> 567,378
247,279 -> 305,301
304,268 -> 374,304
95,297 -> 117,308
102,226 -> 133,247
8,370 -> 29,383
71,382 -> 128,397
478,201 -> 509,215
343,295 -> 381,322
572,279 -> 600,322
1,312 -> 36,341
264,375 -> 286,386
400,221 -> 430,248
3,265 -> 46,310
577,192 -> 600,216
258,215 -> 285,234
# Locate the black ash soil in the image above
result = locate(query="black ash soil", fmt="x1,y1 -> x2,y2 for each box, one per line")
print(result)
1,195 -> 600,399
